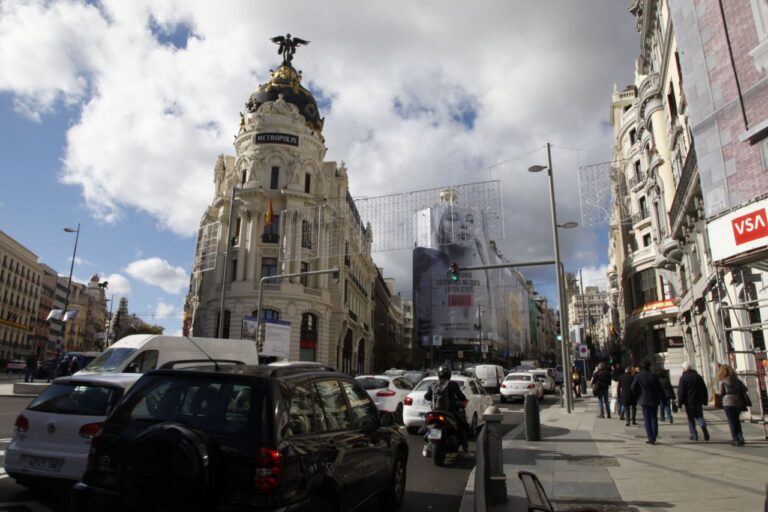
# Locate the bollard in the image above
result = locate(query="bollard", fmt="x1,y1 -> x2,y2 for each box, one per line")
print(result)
524,394 -> 541,441
482,405 -> 508,504
558,385 -> 564,407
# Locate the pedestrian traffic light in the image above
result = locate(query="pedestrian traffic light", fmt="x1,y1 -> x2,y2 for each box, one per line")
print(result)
449,262 -> 460,282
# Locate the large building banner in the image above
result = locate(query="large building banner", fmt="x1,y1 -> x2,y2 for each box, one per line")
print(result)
414,203 -> 519,348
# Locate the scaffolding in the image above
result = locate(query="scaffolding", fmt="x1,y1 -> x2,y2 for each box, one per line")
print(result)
192,221 -> 220,273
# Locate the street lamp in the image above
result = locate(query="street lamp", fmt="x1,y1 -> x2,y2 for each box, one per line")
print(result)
529,142 -> 574,413
61,224 -> 80,353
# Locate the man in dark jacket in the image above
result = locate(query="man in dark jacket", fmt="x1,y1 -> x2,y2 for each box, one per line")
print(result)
425,365 -> 470,451
617,367 -> 637,426
677,361 -> 710,441
631,360 -> 665,444
591,362 -> 612,418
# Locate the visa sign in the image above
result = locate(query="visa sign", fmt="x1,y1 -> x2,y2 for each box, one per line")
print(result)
731,208 -> 768,245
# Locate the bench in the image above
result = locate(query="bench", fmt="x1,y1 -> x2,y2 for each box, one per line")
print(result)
518,471 -> 599,512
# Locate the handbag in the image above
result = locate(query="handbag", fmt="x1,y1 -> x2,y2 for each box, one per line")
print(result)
713,393 -> 722,409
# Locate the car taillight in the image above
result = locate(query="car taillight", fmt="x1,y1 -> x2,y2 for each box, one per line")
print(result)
501,383 -> 507,388
253,448 -> 282,494
14,414 -> 28,433
79,422 -> 103,439
527,384 -> 536,389
376,389 -> 396,397
404,396 -> 413,406
425,413 -> 446,423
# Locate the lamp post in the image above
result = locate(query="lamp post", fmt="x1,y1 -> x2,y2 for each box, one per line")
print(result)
61,224 -> 81,352
529,142 -> 576,413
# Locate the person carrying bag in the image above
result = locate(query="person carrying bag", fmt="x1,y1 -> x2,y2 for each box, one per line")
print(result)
716,365 -> 750,447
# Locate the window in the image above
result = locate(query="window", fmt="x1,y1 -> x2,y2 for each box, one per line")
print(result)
301,220 -> 312,249
300,262 -> 309,287
393,378 -> 413,390
667,82 -> 678,120
127,350 -> 158,373
634,161 -> 642,182
341,380 -> 379,429
286,382 -> 325,435
643,233 -> 652,247
680,265 -> 688,294
639,197 -> 649,219
633,269 -> 658,306
300,312 -> 318,362
304,173 -> 311,194
270,167 -> 280,189
629,129 -> 637,145
262,214 -> 280,243
261,257 -> 278,278
261,309 -> 279,321
241,170 -> 247,186
232,217 -> 241,246
314,380 -> 352,431
231,259 -> 238,282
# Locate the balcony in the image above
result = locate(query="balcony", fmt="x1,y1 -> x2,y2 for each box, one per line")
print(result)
631,210 -> 651,227
669,145 -> 697,231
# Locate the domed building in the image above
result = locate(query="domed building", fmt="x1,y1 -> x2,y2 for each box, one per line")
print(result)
187,50 -> 377,373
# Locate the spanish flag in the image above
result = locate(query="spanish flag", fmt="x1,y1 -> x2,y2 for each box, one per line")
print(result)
265,199 -> 274,225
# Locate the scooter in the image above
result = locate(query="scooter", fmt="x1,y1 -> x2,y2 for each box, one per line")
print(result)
422,408 -> 467,467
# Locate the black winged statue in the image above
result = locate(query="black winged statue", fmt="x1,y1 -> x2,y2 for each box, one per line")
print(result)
271,33 -> 310,65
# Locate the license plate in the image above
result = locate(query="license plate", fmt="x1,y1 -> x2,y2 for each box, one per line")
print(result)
25,456 -> 63,472
427,428 -> 442,440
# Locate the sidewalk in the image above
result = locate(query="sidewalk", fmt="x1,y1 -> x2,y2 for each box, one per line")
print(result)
462,397 -> 768,511
0,381 -> 46,398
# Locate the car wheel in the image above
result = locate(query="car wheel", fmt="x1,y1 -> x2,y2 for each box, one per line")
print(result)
470,413 -> 478,439
381,452 -> 406,509
499,395 -> 506,404
406,426 -> 421,435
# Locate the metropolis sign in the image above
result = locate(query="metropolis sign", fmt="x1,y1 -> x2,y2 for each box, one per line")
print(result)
707,197 -> 768,262
253,132 -> 299,146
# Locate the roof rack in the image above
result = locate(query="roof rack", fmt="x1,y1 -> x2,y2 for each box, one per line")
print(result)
159,359 -> 246,369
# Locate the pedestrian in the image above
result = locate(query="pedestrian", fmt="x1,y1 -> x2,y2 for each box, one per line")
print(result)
716,365 -> 751,447
657,369 -> 675,424
611,364 -> 623,418
617,366 -> 637,426
631,359 -> 665,444
24,353 -> 36,383
571,366 -> 582,398
591,362 -> 612,418
68,356 -> 81,375
676,361 -> 710,441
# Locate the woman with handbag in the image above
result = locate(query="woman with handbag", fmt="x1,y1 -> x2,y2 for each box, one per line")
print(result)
716,365 -> 751,447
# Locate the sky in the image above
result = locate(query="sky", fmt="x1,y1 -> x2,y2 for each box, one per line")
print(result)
0,0 -> 638,334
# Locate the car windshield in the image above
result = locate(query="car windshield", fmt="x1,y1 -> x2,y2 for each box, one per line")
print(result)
115,375 -> 265,435
356,377 -> 389,390
28,383 -> 121,416
506,375 -> 530,381
85,348 -> 137,372
403,372 -> 425,385
413,379 -> 465,392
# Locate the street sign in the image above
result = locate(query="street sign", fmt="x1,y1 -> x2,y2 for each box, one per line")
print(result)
433,334 -> 442,347
481,343 -> 489,353
457,350 -> 463,359
578,344 -> 589,358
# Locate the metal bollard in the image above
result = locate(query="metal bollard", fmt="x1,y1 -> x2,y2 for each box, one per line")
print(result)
558,385 -> 564,407
482,405 -> 508,504
524,394 -> 541,441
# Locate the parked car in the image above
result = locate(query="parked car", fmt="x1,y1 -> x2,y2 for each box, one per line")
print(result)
4,373 -> 143,487
72,363 -> 408,511
383,368 -> 406,377
402,375 -> 493,435
528,369 -> 556,393
356,375 -> 414,420
473,364 -> 505,393
500,372 -> 544,403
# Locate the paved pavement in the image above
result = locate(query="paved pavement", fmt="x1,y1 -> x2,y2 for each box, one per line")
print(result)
461,396 -> 768,512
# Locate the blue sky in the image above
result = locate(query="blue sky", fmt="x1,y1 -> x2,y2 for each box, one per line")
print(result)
0,0 -> 637,322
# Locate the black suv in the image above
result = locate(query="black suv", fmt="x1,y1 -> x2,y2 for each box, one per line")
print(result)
71,363 -> 408,511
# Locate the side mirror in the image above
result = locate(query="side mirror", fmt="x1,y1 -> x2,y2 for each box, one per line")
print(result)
379,411 -> 395,428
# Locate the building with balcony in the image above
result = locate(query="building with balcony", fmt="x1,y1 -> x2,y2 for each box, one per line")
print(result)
188,52 -> 378,373
567,285 -> 609,351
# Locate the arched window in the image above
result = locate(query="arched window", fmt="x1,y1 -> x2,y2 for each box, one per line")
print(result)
357,338 -> 365,375
300,313 -> 318,362
342,330 -> 353,375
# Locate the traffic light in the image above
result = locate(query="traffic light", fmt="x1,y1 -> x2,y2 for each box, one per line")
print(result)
449,262 -> 460,282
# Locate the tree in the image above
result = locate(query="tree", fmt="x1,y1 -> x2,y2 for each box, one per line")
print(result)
111,297 -> 129,341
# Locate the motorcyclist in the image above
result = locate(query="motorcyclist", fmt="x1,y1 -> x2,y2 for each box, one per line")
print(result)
424,365 -> 470,452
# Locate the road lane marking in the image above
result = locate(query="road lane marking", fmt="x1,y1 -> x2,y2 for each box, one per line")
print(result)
0,438 -> 11,442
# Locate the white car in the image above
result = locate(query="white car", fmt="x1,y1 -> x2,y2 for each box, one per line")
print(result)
355,375 -> 413,417
500,372 -> 544,403
402,375 -> 494,435
4,373 -> 143,487
528,369 -> 556,393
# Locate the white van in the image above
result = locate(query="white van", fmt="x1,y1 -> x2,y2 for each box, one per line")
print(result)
474,364 -> 505,393
78,334 -> 259,374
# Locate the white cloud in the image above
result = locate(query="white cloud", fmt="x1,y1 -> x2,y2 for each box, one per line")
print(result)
102,273 -> 132,297
155,301 -> 176,319
577,264 -> 610,291
0,0 -> 638,276
125,257 -> 188,294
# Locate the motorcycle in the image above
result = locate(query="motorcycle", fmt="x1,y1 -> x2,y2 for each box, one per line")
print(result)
422,407 -> 467,467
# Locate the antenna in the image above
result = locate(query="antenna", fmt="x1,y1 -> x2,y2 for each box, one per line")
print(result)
184,336 -> 220,372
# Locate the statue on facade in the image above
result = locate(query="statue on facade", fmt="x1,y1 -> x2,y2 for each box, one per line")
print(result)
270,33 -> 310,65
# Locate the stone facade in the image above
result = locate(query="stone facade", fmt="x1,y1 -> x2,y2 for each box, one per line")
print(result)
189,61 -> 378,374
